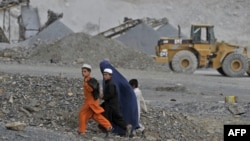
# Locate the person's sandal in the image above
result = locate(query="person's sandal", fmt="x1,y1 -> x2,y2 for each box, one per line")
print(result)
105,127 -> 113,138
126,124 -> 132,137
77,131 -> 85,136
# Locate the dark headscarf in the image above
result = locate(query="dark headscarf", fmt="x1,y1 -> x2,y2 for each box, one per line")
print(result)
100,60 -> 139,134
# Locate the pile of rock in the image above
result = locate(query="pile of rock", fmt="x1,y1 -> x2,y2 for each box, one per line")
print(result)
0,72 -> 220,141
0,32 -> 167,71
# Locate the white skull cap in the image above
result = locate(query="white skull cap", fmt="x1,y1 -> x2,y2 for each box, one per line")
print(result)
103,68 -> 113,74
82,63 -> 92,70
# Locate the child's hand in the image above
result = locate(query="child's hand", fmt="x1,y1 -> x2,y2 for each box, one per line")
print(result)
99,90 -> 104,99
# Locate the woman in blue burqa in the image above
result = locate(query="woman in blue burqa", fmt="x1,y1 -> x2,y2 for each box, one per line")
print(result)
100,60 -> 139,135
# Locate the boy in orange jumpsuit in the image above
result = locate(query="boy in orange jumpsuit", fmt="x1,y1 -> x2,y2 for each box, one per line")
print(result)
78,64 -> 112,136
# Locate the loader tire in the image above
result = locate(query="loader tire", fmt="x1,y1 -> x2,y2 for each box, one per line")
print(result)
217,67 -> 226,76
169,62 -> 174,71
222,53 -> 248,77
247,70 -> 250,76
171,50 -> 198,74
247,60 -> 250,76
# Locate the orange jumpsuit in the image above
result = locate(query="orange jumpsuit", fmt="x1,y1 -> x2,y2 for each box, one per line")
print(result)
78,76 -> 112,133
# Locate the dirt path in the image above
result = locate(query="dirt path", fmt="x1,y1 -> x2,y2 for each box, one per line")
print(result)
1,63 -> 250,104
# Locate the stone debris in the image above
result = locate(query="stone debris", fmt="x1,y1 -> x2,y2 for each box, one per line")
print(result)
5,122 -> 26,131
23,106 -> 39,113
19,107 -> 32,117
228,104 -> 246,115
155,84 -> 186,92
0,72 -> 249,140
0,32 -> 165,71
0,87 -> 4,94
8,95 -> 13,103
68,92 -> 73,96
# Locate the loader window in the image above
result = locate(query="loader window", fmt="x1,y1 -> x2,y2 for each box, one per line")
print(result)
208,27 -> 215,44
200,28 -> 207,42
192,26 -> 209,43
193,27 -> 201,42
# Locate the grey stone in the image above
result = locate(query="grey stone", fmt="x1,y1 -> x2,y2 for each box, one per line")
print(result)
19,107 -> 32,117
48,101 -> 57,107
146,135 -> 157,141
228,104 -> 245,115
5,122 -> 26,131
75,58 -> 84,64
29,99 -> 39,107
23,106 -> 40,113
92,136 -> 106,141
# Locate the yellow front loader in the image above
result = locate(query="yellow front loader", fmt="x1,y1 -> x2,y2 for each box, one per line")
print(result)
154,24 -> 250,77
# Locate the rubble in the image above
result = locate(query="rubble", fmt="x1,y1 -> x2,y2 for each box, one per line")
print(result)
0,72 -> 214,140
0,32 -> 166,71
0,72 -> 250,140
228,104 -> 246,115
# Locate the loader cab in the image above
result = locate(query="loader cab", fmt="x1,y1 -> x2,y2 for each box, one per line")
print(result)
191,24 -> 216,44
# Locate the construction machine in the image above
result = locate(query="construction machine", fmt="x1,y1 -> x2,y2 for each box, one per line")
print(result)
97,17 -> 168,38
98,19 -> 142,38
154,24 -> 250,77
0,26 -> 9,43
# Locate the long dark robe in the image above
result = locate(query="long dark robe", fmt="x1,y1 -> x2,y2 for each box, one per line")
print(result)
100,60 -> 139,134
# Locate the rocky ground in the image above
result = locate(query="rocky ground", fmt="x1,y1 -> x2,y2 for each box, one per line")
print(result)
0,70 -> 249,141
0,62 -> 250,141
0,71 -> 217,141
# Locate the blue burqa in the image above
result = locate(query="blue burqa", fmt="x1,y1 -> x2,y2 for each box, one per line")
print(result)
100,60 -> 139,134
